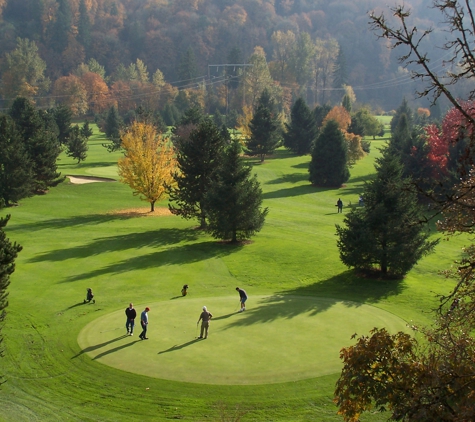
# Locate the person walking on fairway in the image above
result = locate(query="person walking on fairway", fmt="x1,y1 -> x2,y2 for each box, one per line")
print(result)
125,303 -> 136,336
139,307 -> 150,340
236,287 -> 248,312
197,306 -> 213,339
336,198 -> 343,213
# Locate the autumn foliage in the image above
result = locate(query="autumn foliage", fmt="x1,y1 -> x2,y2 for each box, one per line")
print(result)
118,122 -> 177,212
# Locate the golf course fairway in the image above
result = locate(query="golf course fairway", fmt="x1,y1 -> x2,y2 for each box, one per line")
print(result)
78,295 -> 408,385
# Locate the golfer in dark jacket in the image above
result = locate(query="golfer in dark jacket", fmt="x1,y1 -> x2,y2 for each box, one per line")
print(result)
125,303 -> 137,336
236,287 -> 248,312
197,306 -> 213,339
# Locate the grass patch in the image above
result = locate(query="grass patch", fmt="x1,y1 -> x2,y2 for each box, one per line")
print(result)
1,127 -> 461,421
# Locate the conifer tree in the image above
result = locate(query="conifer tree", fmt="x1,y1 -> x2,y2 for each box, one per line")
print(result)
66,125 -> 88,164
309,120 -> 349,187
103,105 -> 123,152
205,141 -> 268,243
168,118 -> 226,228
247,89 -> 281,162
53,104 -> 72,145
9,98 -> 63,194
283,97 -> 317,155
0,211 -> 22,385
0,116 -> 34,205
336,149 -> 438,277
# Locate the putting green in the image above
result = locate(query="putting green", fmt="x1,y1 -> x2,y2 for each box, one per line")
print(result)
78,295 -> 408,385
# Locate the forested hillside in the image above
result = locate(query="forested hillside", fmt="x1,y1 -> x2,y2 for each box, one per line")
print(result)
0,0 -> 459,115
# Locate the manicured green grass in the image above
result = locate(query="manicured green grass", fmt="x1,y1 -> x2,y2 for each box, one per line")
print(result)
1,127 -> 463,421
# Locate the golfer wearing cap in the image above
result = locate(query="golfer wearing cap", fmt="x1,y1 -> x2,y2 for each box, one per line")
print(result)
197,306 -> 213,339
139,307 -> 150,340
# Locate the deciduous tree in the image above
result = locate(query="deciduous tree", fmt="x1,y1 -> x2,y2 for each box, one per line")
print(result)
118,122 -> 176,212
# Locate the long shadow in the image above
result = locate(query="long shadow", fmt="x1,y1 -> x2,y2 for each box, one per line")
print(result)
7,213 -> 153,233
60,240 -> 242,282
72,334 -> 128,358
29,227 -> 199,263
291,161 -> 310,169
58,161 -> 117,170
265,173 -> 308,185
221,271 -> 406,328
93,340 -> 139,360
212,312 -> 236,321
158,339 -> 200,354
262,184 -> 328,200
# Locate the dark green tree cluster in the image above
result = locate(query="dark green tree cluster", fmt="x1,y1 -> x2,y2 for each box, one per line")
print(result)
283,97 -> 317,155
336,149 -> 438,277
0,98 -> 64,205
169,118 -> 267,241
0,210 -> 22,385
247,89 -> 281,162
308,120 -> 350,187
205,141 -> 268,243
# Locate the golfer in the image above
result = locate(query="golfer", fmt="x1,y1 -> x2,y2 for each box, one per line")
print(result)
197,306 -> 213,339
236,287 -> 248,312
125,303 -> 136,336
139,307 -> 150,340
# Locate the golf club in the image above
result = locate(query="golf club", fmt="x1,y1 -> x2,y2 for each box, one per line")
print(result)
195,322 -> 199,339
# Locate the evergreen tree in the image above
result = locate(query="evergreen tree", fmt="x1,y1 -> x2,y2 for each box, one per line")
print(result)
0,116 -> 34,205
247,89 -> 281,162
342,94 -> 352,112
103,105 -> 123,152
283,97 -> 317,155
336,149 -> 438,277
178,47 -> 198,82
205,141 -> 268,243
80,120 -> 93,139
309,120 -> 350,187
162,103 -> 180,126
0,211 -> 22,385
50,0 -> 72,52
53,104 -> 72,145
9,98 -> 63,193
77,0 -> 91,52
66,125 -> 88,163
390,98 -> 414,134
168,118 -> 226,228
313,104 -> 331,129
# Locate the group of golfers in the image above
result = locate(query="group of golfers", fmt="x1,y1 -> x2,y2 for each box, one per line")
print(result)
124,287 -> 248,340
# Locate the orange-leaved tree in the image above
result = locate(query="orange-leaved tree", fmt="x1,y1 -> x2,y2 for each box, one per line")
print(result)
118,122 -> 177,212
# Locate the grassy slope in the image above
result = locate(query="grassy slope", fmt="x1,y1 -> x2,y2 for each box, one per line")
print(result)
0,129 -> 463,421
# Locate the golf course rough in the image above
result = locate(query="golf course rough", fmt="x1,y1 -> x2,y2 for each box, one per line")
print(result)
78,295 -> 409,385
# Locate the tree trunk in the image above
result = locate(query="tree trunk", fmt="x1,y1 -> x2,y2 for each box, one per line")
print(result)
150,201 -> 155,212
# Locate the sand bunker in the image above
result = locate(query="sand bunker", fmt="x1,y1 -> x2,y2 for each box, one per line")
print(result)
67,175 -> 116,184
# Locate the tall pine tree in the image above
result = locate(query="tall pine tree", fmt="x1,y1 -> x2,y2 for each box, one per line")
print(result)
168,118 -> 226,228
247,89 -> 281,162
336,149 -> 438,277
309,119 -> 349,187
283,97 -> 317,155
0,212 -> 22,385
205,141 -> 268,243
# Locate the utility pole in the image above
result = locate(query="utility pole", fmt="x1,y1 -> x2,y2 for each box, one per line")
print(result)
208,64 -> 253,111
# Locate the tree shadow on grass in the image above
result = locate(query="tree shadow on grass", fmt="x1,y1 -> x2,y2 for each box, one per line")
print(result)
222,271 -> 406,328
60,241 -> 243,282
265,173 -> 308,185
7,213 -> 157,233
29,227 -> 200,263
262,184 -> 328,200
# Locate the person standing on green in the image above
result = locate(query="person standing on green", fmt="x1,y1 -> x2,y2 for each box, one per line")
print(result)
236,287 -> 248,312
139,307 -> 150,340
197,306 -> 213,339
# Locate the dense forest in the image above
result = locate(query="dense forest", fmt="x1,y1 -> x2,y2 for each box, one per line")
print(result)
0,0 -> 468,119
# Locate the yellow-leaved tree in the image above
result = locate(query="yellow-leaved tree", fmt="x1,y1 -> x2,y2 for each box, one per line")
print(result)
118,122 -> 177,212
